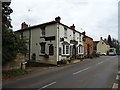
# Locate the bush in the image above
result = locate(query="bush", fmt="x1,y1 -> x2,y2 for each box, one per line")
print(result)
44,53 -> 49,58
57,59 -> 68,64
92,51 -> 100,57
61,59 -> 67,64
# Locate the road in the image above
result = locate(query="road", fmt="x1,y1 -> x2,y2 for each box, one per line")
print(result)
3,56 -> 118,89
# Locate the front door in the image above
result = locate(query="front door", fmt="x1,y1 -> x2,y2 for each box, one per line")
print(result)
72,45 -> 76,59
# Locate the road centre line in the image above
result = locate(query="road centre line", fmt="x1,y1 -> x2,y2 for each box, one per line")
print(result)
116,75 -> 119,80
73,67 -> 90,75
112,83 -> 118,89
41,81 -> 56,89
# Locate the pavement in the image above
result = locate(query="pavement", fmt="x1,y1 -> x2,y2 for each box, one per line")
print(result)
112,71 -> 120,90
2,58 -> 93,82
2,56 -> 118,88
26,58 -> 95,74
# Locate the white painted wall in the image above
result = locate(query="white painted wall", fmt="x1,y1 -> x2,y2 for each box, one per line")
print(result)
97,40 -> 110,54
15,22 -> 84,64
58,24 -> 84,61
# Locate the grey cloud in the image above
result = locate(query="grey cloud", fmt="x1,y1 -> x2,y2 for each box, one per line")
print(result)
10,0 -> 118,40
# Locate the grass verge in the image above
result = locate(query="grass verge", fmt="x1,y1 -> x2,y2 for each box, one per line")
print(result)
2,69 -> 28,79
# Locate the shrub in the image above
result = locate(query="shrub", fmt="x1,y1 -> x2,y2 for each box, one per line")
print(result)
44,53 -> 49,58
61,59 -> 68,64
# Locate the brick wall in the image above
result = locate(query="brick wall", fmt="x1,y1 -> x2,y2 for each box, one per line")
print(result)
3,53 -> 25,70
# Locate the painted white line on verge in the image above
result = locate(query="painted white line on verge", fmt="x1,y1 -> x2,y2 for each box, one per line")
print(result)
73,67 -> 90,75
112,83 -> 118,89
41,81 -> 56,89
97,61 -> 103,65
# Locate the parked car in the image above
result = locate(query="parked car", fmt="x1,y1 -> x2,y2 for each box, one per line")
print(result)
117,53 -> 120,55
109,48 -> 116,56
96,52 -> 106,55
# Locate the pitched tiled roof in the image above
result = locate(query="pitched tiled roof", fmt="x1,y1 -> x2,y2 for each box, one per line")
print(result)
103,40 -> 109,45
15,21 -> 57,32
15,21 -> 82,34
84,35 -> 93,40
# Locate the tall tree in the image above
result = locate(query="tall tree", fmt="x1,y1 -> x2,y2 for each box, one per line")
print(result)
2,2 -> 27,65
107,35 -> 113,47
2,1 -> 16,65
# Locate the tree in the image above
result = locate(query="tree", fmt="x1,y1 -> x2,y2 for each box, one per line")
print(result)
112,38 -> 120,53
15,36 -> 28,55
2,2 -> 28,65
2,2 -> 15,65
107,35 -> 113,47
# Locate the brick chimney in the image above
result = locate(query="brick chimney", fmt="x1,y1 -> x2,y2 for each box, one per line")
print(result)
100,37 -> 103,40
82,31 -> 86,35
55,16 -> 61,23
70,24 -> 75,30
104,38 -> 106,41
21,22 -> 28,29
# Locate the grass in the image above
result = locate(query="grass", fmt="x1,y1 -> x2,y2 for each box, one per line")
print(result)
2,69 -> 28,79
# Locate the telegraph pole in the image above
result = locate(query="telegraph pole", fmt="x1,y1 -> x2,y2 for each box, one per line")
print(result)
28,9 -> 31,61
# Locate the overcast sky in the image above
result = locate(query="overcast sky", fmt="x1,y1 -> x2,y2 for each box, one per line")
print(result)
10,0 -> 119,41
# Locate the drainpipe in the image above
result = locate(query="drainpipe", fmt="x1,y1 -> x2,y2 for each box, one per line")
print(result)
29,29 -> 31,61
57,23 -> 59,64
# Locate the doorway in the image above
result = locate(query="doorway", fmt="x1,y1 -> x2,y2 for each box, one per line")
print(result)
72,45 -> 76,59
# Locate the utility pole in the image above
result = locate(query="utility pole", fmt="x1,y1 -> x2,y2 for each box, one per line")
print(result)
28,9 -> 31,61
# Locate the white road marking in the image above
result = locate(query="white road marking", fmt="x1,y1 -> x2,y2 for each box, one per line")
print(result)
97,62 -> 103,65
118,71 -> 120,75
73,67 -> 90,75
112,83 -> 118,89
41,81 -> 56,89
116,75 -> 119,80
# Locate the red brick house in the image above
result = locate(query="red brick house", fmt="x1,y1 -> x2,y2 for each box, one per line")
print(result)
82,32 -> 94,58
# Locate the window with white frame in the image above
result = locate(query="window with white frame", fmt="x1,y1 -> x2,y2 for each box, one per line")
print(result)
79,45 -> 83,53
59,47 -> 61,55
63,45 -> 65,54
73,31 -> 75,40
40,42 -> 46,54
64,27 -> 67,38
66,45 -> 69,54
62,44 -> 70,55
40,26 -> 46,36
79,46 -> 81,53
49,44 -> 54,55
70,46 -> 72,55
76,47 -> 78,54
79,34 -> 82,42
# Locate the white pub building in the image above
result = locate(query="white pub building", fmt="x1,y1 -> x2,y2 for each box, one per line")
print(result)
15,16 -> 84,65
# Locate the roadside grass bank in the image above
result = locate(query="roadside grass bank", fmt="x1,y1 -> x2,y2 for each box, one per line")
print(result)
2,56 -> 100,80
2,69 -> 29,80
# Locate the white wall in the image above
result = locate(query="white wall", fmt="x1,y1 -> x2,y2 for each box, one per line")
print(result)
15,22 -> 84,64
58,24 -> 84,61
97,40 -> 110,54
15,23 -> 58,65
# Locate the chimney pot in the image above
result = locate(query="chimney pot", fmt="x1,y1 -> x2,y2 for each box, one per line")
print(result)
82,31 -> 86,35
70,24 -> 75,30
100,37 -> 103,40
55,16 -> 61,23
21,22 -> 28,29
